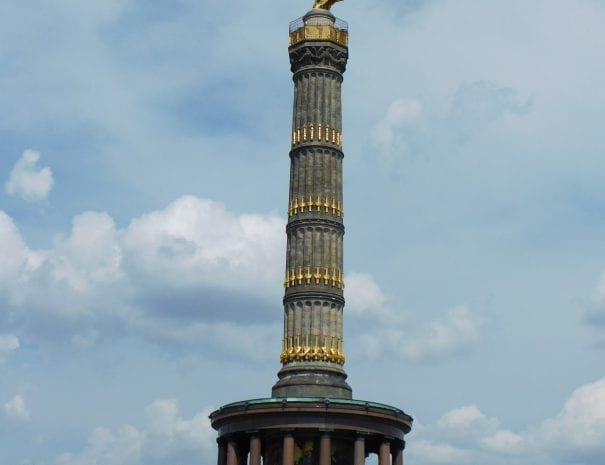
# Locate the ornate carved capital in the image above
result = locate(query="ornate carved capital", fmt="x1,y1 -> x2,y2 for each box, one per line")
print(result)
290,45 -> 348,73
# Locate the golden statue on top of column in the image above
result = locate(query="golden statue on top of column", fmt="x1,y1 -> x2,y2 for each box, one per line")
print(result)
313,0 -> 342,10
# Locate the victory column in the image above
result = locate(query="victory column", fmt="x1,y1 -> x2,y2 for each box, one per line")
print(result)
210,2 -> 413,464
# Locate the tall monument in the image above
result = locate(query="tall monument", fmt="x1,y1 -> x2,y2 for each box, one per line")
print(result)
210,4 -> 413,465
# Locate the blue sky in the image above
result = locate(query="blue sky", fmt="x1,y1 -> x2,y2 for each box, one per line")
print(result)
1,1 -> 605,464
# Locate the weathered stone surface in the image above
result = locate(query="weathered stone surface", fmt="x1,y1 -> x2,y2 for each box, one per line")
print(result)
274,8 -> 351,399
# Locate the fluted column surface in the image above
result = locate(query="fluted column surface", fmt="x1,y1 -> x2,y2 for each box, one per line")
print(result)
273,8 -> 351,399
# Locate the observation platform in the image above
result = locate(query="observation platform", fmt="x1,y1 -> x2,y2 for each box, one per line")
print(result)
289,14 -> 348,47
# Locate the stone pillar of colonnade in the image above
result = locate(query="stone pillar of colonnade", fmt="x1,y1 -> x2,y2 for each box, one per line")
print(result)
249,435 -> 261,465
378,440 -> 391,465
282,432 -> 295,465
353,435 -> 366,465
226,440 -> 238,465
319,431 -> 332,465
393,440 -> 404,465
216,440 -> 227,465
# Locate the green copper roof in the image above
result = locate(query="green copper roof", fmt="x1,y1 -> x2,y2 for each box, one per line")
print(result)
217,397 -> 407,415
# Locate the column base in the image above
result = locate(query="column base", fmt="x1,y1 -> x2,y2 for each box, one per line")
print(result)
272,362 -> 352,398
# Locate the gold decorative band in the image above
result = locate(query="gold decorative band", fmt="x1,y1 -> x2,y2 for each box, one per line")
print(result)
289,24 -> 348,47
288,195 -> 343,218
280,335 -> 345,365
284,267 -> 344,289
292,124 -> 343,148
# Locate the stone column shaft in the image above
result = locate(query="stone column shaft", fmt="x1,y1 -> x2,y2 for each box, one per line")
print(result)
379,441 -> 391,465
249,436 -> 261,465
283,433 -> 295,465
393,446 -> 403,465
320,433 -> 331,465
226,441 -> 238,465
273,6 -> 352,400
353,436 -> 366,465
217,441 -> 227,465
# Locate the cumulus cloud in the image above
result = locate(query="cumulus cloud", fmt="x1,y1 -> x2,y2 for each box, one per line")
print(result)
0,196 -> 283,359
3,394 -> 30,422
122,195 -> 283,294
408,377 -> 605,465
401,305 -> 484,362
370,81 -> 531,165
438,405 -> 492,429
371,97 -> 423,148
57,400 -> 215,465
1,200 -> 482,365
0,334 -> 20,363
433,405 -> 520,452
409,406 -> 521,465
344,273 -> 483,363
0,211 -> 46,301
5,149 -> 54,202
370,97 -> 424,164
50,212 -> 123,293
145,399 -> 215,452
411,440 -> 472,465
354,303 -> 483,363
345,272 -> 387,316
537,377 -> 605,462
56,425 -> 144,465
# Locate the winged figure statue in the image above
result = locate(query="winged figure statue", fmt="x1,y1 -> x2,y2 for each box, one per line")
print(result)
313,0 -> 343,10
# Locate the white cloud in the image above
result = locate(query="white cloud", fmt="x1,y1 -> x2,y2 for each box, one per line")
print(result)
537,377 -> 605,460
0,211 -> 46,301
4,394 -> 30,422
370,97 -> 424,163
0,334 -> 20,363
371,97 -> 423,148
0,196 -> 283,358
369,81 -> 530,166
50,212 -> 123,293
2,202 -> 481,365
122,195 -> 283,295
408,377 -> 605,465
411,440 -> 472,465
438,405 -> 490,428
357,304 -> 484,363
345,274 -> 483,363
145,399 -> 215,452
5,149 -> 54,202
345,272 -> 387,315
401,305 -> 483,362
481,430 -> 522,453
57,400 -> 215,465
56,426 -> 144,465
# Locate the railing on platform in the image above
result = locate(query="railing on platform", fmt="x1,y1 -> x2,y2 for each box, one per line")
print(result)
289,16 -> 348,47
